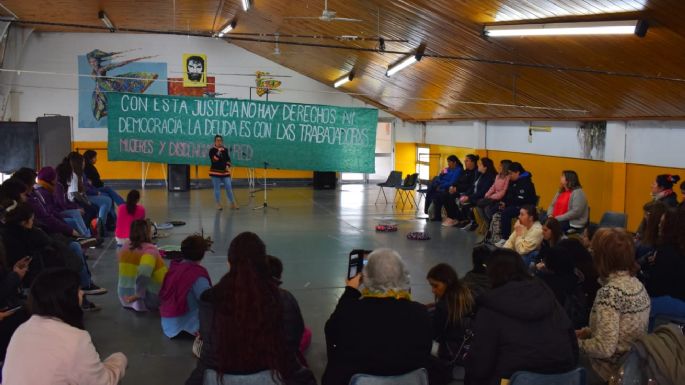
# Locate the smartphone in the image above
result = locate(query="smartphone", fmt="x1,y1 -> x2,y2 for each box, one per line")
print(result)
347,249 -> 372,280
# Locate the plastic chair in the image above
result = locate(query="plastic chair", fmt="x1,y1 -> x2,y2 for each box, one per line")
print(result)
598,211 -> 627,228
349,368 -> 429,385
396,173 -> 419,210
509,367 -> 586,385
203,369 -> 282,385
375,171 -> 403,204
416,178 -> 429,207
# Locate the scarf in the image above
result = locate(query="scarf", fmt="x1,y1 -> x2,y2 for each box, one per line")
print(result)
36,179 -> 55,193
361,288 -> 412,300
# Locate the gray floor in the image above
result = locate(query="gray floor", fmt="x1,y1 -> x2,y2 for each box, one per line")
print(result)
85,185 -> 476,384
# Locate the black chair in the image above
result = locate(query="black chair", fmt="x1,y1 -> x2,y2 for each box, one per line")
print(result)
375,171 -> 403,204
598,211 -> 627,228
396,173 -> 419,210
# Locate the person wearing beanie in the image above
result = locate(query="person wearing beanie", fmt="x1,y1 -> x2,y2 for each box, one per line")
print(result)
36,167 -> 91,238
652,174 -> 680,208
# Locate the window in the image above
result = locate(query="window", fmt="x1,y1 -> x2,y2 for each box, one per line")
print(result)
416,147 -> 430,181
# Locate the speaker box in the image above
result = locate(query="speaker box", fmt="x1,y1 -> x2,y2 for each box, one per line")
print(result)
313,171 -> 337,190
167,164 -> 190,192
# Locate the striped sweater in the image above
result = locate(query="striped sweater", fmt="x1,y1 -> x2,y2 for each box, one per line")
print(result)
117,241 -> 168,312
579,271 -> 650,380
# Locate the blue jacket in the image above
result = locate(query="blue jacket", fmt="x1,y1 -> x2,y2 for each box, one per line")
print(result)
438,167 -> 462,190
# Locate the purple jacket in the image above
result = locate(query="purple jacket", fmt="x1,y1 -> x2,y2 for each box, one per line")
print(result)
28,189 -> 73,236
83,175 -> 99,196
159,260 -> 211,318
53,182 -> 79,211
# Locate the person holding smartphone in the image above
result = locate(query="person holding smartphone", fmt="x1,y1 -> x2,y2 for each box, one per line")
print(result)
323,248 -> 435,385
208,135 -> 238,211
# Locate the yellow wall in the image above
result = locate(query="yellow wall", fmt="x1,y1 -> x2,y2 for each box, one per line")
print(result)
73,141 -> 313,180
397,146 -> 684,230
395,143 -> 417,177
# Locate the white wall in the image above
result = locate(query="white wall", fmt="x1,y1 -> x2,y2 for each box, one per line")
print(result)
626,121 -> 685,168
484,120 -> 593,159
425,121 -> 479,148
11,32 -> 393,141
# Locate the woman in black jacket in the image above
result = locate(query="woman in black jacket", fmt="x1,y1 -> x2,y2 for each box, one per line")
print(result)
323,248 -> 433,385
0,236 -> 30,361
185,232 -> 313,385
465,248 -> 578,385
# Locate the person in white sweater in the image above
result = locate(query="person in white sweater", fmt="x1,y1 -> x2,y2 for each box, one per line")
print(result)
577,228 -> 650,385
2,268 -> 127,385
502,204 -> 544,259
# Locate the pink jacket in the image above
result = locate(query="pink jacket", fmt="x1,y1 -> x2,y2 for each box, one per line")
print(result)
484,174 -> 510,201
2,315 -> 127,385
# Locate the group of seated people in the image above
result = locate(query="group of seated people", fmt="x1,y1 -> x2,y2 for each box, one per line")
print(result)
424,154 -> 594,243
0,150 -> 127,365
1,152 -> 684,385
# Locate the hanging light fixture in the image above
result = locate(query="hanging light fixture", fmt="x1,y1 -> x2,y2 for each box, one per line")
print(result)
241,0 -> 251,12
217,20 -> 237,37
386,46 -> 425,77
484,20 -> 648,37
98,11 -> 115,32
334,71 -> 355,88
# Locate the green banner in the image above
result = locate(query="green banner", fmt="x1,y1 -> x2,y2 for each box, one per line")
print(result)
107,93 -> 378,172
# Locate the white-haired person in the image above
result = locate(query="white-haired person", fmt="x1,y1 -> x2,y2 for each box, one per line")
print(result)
322,248 -> 435,385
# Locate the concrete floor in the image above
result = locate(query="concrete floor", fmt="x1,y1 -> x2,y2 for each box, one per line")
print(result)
85,185 -> 476,384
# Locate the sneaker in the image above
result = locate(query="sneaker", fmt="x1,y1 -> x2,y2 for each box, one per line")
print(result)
76,237 -> 98,248
216,204 -> 223,211
441,218 -> 458,227
81,298 -> 102,312
82,284 -> 108,296
494,239 -> 506,247
231,203 -> 239,210
466,222 -> 478,232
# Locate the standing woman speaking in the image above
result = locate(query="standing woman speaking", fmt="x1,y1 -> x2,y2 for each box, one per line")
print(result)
209,135 -> 238,210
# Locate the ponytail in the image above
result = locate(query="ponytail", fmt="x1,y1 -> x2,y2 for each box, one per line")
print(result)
126,190 -> 140,216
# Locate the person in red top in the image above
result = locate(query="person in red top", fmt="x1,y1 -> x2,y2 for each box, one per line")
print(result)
546,170 -> 589,233
208,135 -> 238,211
115,190 -> 146,245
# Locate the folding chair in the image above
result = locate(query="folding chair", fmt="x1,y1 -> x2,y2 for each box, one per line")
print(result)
375,171 -> 403,204
598,211 -> 627,228
396,173 -> 419,210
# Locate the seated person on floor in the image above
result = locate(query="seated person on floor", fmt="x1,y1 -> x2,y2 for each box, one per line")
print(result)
576,228 -> 650,385
83,149 -> 125,206
2,268 -> 127,385
115,190 -> 146,246
546,170 -> 589,233
426,263 -> 475,376
443,156 -> 496,229
462,245 -> 493,299
117,220 -> 167,312
159,234 -> 213,338
642,206 -> 685,328
501,205 -> 543,266
185,232 -> 311,385
465,248 -> 578,385
0,236 -> 30,362
323,248 -> 434,385
424,155 -> 462,220
497,162 -> 537,242
540,217 -> 565,252
433,154 -> 479,222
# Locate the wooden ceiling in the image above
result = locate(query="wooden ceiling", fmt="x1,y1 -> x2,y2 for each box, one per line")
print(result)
3,0 -> 685,121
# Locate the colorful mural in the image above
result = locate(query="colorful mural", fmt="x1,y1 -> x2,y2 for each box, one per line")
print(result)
78,49 -> 167,128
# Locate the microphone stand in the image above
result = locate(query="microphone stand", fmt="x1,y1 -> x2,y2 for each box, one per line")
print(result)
253,161 -> 278,211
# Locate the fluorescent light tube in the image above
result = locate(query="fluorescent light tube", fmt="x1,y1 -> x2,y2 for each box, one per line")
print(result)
241,0 -> 250,11
217,21 -> 236,37
484,20 -> 641,37
386,55 -> 417,77
98,11 -> 115,32
334,71 -> 354,88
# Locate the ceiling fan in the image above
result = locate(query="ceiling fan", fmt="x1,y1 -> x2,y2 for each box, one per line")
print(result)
284,0 -> 363,23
